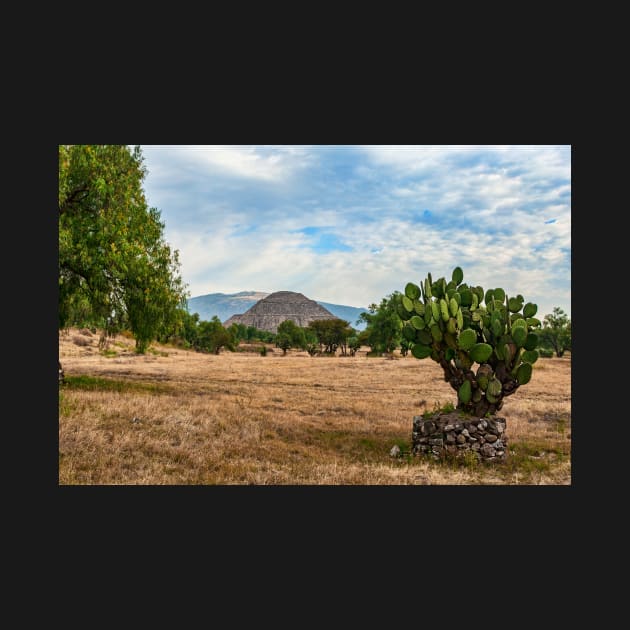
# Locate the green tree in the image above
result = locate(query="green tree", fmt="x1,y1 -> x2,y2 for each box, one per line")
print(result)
348,336 -> 361,356
358,293 -> 403,355
196,316 -> 235,354
307,318 -> 352,355
276,333 -> 292,355
59,145 -> 187,355
539,307 -> 571,357
277,319 -> 307,352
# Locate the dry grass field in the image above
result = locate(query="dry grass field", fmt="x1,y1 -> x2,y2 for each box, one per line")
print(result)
58,328 -> 571,485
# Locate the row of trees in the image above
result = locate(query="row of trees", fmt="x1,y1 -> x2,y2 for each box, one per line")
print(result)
159,313 -> 358,357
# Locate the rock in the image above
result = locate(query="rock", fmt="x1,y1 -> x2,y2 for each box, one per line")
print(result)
390,445 -> 401,458
480,444 -> 496,458
485,434 -> 498,443
461,428 -> 470,438
456,434 -> 466,444
429,438 -> 444,447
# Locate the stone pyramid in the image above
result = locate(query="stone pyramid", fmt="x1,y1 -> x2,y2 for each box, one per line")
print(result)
223,291 -> 337,333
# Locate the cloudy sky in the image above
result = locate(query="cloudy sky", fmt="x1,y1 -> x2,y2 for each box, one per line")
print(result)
140,145 -> 571,319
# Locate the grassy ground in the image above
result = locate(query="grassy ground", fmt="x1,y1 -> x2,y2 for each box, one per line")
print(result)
58,328 -> 571,485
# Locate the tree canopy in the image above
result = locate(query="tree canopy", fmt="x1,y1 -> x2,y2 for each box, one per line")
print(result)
59,145 -> 187,353
357,293 -> 403,355
539,307 -> 571,357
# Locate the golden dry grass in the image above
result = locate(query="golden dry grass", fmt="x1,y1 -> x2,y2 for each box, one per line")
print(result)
58,328 -> 571,485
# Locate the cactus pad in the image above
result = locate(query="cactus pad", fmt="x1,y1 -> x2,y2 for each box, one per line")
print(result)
411,343 -> 432,359
458,379 -> 472,404
516,362 -> 533,385
458,328 -> 477,350
405,282 -> 421,300
470,343 -> 493,363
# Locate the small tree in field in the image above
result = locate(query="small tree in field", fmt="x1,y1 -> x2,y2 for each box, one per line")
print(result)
400,266 -> 542,417
539,307 -> 571,357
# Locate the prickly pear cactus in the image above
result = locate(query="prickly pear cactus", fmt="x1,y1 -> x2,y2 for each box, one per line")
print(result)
400,266 -> 541,416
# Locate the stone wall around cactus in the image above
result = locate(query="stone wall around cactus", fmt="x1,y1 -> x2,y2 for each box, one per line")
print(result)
412,411 -> 507,461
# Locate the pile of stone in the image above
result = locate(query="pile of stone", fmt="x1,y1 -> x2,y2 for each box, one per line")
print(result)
412,411 -> 507,461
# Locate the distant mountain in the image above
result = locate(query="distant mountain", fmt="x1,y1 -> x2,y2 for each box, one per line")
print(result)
186,291 -> 368,330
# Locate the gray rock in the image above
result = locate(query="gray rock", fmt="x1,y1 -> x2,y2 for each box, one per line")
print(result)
456,434 -> 466,444
480,444 -> 496,458
485,434 -> 498,443
390,445 -> 401,458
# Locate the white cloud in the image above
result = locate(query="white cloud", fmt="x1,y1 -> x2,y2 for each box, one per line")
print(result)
142,145 -> 571,318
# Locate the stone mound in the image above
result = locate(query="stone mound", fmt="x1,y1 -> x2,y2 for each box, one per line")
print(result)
223,291 -> 337,333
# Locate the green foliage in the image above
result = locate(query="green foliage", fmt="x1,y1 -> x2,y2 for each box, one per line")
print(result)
348,336 -> 362,356
277,319 -> 307,351
307,318 -> 354,355
196,316 -> 236,354
539,307 -> 571,357
59,145 -> 187,353
357,293 -> 403,356
399,338 -> 412,357
399,266 -> 542,416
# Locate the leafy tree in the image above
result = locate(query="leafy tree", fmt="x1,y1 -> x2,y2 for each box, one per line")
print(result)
358,293 -> 403,355
59,145 -> 187,355
348,336 -> 361,356
227,322 -> 249,343
276,333 -> 292,355
196,316 -> 235,354
307,318 -> 353,355
277,320 -> 307,352
539,307 -> 571,357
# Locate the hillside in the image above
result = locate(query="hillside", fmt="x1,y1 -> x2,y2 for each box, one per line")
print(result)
187,291 -> 367,330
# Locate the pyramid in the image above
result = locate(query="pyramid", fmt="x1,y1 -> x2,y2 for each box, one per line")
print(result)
223,291 -> 337,333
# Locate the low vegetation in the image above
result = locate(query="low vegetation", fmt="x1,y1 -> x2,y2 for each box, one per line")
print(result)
59,328 -> 570,485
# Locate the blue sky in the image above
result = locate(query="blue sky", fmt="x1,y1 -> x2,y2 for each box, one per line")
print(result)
140,145 -> 571,319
